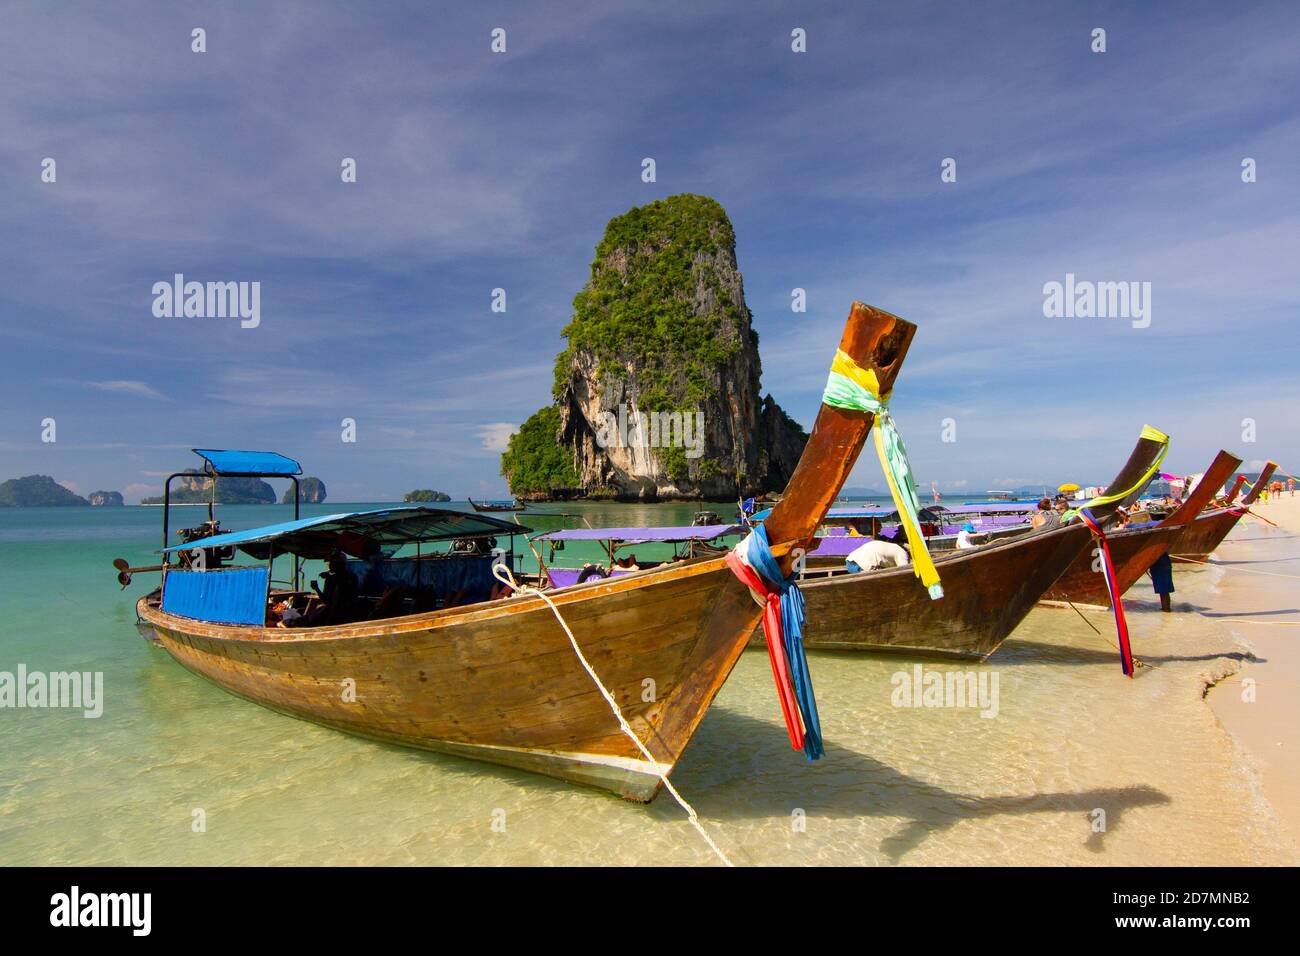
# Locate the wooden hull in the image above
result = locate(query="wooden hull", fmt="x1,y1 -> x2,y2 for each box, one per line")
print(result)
772,522 -> 1093,660
1170,508 -> 1243,562
1041,523 -> 1183,607
138,558 -> 758,801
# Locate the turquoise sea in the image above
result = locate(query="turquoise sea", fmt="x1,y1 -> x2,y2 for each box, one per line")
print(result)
1,502 -> 1294,865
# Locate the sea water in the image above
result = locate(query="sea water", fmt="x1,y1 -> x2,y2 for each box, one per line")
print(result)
0,503 -> 1293,865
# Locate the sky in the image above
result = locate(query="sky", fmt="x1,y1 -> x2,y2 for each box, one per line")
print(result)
1,0 -> 1297,503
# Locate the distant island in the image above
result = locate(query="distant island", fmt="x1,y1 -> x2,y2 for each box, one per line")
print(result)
88,490 -> 124,507
141,475 -> 277,505
281,476 -> 327,504
0,475 -> 89,506
404,489 -> 451,502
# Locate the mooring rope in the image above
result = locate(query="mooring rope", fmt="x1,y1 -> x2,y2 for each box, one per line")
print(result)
490,563 -> 734,867
1170,555 -> 1300,579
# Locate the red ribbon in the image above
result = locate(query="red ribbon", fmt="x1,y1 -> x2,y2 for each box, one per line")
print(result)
1077,510 -> 1135,677
726,550 -> 805,749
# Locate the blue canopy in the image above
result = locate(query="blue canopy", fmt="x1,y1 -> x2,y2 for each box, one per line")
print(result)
192,448 -> 302,477
535,524 -> 745,543
163,506 -> 529,558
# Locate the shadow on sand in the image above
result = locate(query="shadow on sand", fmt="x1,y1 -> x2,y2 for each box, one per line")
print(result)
667,708 -> 1170,863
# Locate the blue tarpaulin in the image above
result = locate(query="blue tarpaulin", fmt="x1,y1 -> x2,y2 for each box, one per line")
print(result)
192,448 -> 303,476
161,567 -> 270,626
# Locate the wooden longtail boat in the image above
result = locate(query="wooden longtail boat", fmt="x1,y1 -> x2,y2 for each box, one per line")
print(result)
1042,448 -> 1240,607
775,430 -> 1169,660
134,302 -> 916,801
469,498 -> 526,513
1171,460 -> 1276,562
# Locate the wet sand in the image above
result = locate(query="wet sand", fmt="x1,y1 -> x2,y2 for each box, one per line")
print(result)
1201,491 -> 1300,848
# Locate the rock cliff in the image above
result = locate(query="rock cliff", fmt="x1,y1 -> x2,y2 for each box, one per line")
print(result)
503,195 -> 806,501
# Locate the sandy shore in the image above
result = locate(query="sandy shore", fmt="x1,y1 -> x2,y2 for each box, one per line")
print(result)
1199,490 -> 1300,847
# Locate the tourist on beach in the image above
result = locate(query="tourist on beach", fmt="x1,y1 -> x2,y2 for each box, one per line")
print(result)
845,538 -> 909,572
1289,477 -> 1295,496
1149,549 -> 1175,612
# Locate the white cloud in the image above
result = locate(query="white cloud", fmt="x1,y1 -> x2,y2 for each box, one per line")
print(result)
87,380 -> 168,401
478,422 -> 517,453
123,482 -> 155,502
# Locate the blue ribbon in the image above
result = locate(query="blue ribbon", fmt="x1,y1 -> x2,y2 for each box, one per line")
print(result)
744,525 -> 824,760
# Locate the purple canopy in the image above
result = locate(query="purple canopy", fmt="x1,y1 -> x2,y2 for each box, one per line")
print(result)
535,524 -> 745,543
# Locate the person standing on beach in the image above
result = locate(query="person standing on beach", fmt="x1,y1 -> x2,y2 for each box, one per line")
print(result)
1149,549 -> 1175,612
1289,477 -> 1295,497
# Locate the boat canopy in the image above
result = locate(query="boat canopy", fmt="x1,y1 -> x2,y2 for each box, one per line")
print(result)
163,506 -> 529,558
534,524 -> 745,544
749,505 -> 901,522
937,502 -> 1040,514
192,448 -> 303,477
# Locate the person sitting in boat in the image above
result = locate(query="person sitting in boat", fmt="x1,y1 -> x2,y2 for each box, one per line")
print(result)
1113,507 -> 1132,530
955,522 -> 979,549
307,551 -> 360,626
1030,498 -> 1060,531
844,538 -> 909,572
846,517 -> 881,538
614,553 -> 641,571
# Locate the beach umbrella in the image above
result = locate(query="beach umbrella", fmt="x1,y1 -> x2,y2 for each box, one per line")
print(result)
1058,483 -> 1080,493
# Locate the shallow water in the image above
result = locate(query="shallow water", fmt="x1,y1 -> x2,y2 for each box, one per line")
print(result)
1,503 -> 1294,865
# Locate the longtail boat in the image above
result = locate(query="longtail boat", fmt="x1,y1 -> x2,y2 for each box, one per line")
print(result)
1041,448 -> 1239,607
1170,460 -> 1276,562
469,498 -> 526,513
774,429 -> 1169,660
131,302 -> 916,801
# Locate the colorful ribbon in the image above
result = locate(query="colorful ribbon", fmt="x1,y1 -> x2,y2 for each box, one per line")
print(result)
1080,425 -> 1170,510
727,525 -> 823,760
1077,508 -> 1135,677
822,349 -> 944,600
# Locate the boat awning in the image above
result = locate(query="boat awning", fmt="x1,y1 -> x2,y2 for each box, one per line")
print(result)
936,502 -> 1041,514
163,506 -> 531,559
192,448 -> 302,477
749,506 -> 900,522
534,524 -> 745,544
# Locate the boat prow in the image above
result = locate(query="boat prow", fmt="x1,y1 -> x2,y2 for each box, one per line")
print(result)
788,426 -> 1170,658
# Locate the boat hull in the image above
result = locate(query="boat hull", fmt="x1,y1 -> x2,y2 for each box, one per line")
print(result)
1041,523 -> 1183,607
138,558 -> 758,801
772,522 -> 1092,660
1170,508 -> 1243,562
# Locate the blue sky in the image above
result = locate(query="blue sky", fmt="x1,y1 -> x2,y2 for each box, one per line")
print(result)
1,1 -> 1296,502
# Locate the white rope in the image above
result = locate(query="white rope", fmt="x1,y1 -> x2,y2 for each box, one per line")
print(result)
1171,555 -> 1300,580
491,563 -> 734,867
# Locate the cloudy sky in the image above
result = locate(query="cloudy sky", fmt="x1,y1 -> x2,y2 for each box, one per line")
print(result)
2,1 -> 1296,502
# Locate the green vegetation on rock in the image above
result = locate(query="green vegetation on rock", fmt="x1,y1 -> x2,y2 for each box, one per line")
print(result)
554,194 -> 749,408
499,406 -> 579,495
403,489 -> 452,502
0,475 -> 88,506
141,476 -> 276,505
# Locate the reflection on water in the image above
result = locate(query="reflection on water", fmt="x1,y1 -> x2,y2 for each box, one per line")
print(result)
0,503 -> 1294,865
